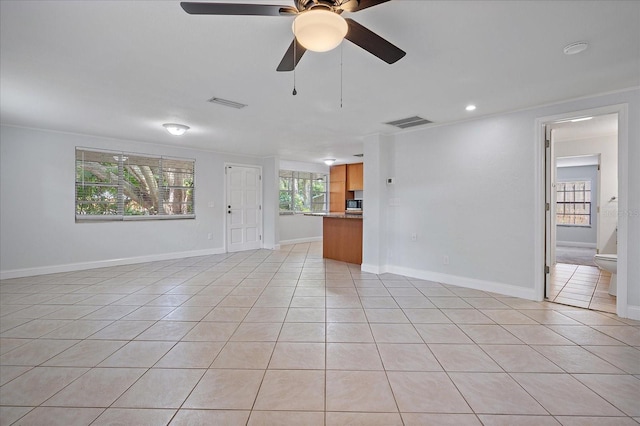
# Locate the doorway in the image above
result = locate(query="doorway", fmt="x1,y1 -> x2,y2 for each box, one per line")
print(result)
225,164 -> 263,253
544,113 -> 619,313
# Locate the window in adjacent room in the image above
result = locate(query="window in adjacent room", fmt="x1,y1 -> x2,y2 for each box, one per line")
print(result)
556,180 -> 591,226
75,148 -> 195,221
279,170 -> 328,213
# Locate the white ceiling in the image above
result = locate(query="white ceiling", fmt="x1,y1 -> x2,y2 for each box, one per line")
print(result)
1,1 -> 639,165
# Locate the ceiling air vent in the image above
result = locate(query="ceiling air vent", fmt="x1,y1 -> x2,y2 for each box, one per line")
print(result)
207,97 -> 247,109
385,116 -> 432,129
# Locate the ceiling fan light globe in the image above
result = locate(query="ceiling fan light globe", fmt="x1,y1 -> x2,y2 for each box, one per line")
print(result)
293,9 -> 348,52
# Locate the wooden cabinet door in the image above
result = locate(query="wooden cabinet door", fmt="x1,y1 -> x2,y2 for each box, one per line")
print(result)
329,165 -> 347,212
346,163 -> 363,191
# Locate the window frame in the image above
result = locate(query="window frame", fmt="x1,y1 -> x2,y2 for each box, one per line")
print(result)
75,147 -> 195,222
556,180 -> 592,227
279,169 -> 328,214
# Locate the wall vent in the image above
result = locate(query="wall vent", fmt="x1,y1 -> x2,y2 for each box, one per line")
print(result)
207,97 -> 247,109
353,153 -> 364,157
385,116 -> 432,129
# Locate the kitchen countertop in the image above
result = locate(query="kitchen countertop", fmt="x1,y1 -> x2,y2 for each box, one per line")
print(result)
304,213 -> 363,219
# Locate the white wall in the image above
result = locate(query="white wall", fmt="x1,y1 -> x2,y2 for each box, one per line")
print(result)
363,88 -> 639,318
262,156 -> 280,249
555,135 -> 618,254
0,125 -> 266,277
279,214 -> 323,245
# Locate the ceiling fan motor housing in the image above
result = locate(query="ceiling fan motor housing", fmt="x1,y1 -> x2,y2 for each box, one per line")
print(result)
295,0 -> 348,12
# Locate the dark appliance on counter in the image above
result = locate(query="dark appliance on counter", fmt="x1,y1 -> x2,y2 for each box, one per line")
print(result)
346,199 -> 363,213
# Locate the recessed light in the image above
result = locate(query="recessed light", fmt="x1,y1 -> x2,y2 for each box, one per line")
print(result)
163,123 -> 190,136
465,105 -> 476,111
563,42 -> 588,55
324,159 -> 336,166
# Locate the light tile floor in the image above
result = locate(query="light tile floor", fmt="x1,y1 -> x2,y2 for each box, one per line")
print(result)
549,263 -> 616,313
1,242 -> 639,425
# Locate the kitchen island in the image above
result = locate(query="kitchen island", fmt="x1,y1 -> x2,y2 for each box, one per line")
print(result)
307,213 -> 363,264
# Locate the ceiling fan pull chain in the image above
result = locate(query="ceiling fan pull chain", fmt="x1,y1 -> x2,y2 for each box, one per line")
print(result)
340,42 -> 343,108
292,30 -> 298,96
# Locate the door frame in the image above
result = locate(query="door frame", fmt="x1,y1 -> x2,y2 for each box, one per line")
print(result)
534,103 -> 628,317
224,162 -> 263,253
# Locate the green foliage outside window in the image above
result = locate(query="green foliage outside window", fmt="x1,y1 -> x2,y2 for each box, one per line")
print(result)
279,170 -> 327,213
75,148 -> 195,220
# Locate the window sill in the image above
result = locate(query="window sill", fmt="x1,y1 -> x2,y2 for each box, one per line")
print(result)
76,215 -> 195,222
557,224 -> 592,228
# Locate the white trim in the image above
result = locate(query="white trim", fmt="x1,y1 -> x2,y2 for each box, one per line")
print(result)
556,241 -> 597,249
278,237 -> 323,246
263,244 -> 281,250
385,265 -> 537,301
0,248 -> 226,280
535,103 -> 629,317
626,305 -> 640,321
361,263 -> 387,275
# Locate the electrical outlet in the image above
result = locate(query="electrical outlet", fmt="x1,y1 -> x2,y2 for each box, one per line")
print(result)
207,233 -> 213,240
411,233 -> 417,241
443,255 -> 449,265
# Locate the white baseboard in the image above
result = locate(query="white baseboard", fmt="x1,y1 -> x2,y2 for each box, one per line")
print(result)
0,248 -> 227,280
363,263 -> 536,300
361,263 -> 389,275
625,305 -> 640,321
557,241 -> 597,249
278,237 -> 323,246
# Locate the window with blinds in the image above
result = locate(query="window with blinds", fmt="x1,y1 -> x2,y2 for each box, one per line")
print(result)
75,148 -> 195,221
279,170 -> 328,214
556,180 -> 591,226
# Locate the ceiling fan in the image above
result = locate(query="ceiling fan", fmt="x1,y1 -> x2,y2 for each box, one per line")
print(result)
180,0 -> 406,71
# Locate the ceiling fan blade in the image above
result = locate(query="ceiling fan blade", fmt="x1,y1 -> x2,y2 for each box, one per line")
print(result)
344,18 -> 406,64
180,2 -> 293,16
343,0 -> 391,13
277,39 -> 307,72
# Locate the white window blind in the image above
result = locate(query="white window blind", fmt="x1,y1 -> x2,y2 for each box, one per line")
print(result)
279,170 -> 328,213
75,148 -> 195,221
556,180 -> 591,226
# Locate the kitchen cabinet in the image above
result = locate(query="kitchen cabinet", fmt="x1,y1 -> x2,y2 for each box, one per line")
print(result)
323,215 -> 363,264
346,162 -> 363,191
330,163 -> 363,212
329,164 -> 347,213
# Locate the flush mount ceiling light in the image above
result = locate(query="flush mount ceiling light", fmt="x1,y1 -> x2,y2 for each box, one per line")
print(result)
292,8 -> 348,52
163,123 -> 190,136
465,104 -> 477,111
324,158 -> 336,166
563,41 -> 588,55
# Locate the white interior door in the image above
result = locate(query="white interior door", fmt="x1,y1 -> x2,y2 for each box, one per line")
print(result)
226,165 -> 262,252
544,125 -> 555,297
549,128 -> 557,266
